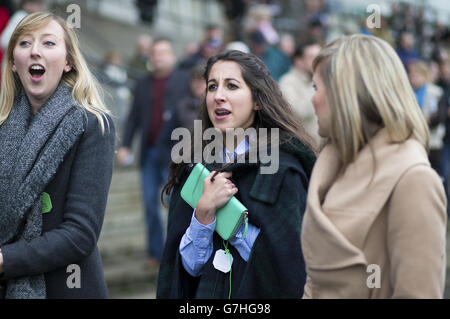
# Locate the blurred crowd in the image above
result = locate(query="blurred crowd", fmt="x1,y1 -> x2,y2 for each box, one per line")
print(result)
111,0 -> 450,190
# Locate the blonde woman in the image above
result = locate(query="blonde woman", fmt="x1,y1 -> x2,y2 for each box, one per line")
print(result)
0,12 -> 114,298
302,34 -> 447,298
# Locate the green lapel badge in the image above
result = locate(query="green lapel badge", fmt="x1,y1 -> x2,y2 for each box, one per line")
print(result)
41,192 -> 52,214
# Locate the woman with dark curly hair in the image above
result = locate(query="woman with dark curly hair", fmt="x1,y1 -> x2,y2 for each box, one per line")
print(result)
157,50 -> 316,298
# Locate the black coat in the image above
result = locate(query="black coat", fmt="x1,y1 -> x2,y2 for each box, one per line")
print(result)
1,112 -> 115,298
157,138 -> 316,298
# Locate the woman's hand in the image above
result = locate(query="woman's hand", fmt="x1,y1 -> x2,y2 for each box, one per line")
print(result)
196,171 -> 238,225
117,147 -> 133,166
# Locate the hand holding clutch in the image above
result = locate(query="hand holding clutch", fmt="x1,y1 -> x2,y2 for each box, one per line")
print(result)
196,171 -> 238,225
181,163 -> 249,240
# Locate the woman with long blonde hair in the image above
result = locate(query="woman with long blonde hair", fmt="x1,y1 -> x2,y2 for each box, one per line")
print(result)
301,34 -> 447,298
0,12 -> 115,298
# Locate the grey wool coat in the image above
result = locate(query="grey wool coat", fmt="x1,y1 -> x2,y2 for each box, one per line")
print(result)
0,84 -> 115,298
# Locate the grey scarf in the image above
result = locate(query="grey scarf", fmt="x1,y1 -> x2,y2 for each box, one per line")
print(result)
0,84 -> 85,298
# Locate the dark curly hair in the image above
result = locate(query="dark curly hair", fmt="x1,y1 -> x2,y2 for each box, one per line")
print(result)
161,50 -> 317,203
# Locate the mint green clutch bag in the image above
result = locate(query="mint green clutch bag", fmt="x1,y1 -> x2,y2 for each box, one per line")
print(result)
180,163 -> 248,241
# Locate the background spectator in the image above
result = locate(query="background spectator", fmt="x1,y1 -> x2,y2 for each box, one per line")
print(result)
179,24 -> 224,71
0,1 -> 12,81
1,0 -> 44,51
279,40 -> 322,145
409,59 -> 444,176
247,29 -> 291,81
437,59 -> 450,198
396,30 -> 420,68
99,50 -> 131,128
117,38 -> 190,270
128,34 -> 153,81
220,0 -> 249,42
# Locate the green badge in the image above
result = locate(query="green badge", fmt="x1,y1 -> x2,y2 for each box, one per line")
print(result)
41,192 -> 52,214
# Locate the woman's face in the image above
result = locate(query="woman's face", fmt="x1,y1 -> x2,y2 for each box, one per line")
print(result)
206,60 -> 259,133
311,69 -> 331,138
12,20 -> 71,110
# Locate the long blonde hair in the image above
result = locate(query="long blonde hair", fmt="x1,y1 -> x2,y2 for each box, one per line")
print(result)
0,12 -> 110,133
312,34 -> 429,172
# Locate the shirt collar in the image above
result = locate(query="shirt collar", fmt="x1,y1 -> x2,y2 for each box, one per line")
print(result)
224,137 -> 249,163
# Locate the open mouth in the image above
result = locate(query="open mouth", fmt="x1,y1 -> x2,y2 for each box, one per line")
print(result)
29,64 -> 45,80
215,109 -> 231,117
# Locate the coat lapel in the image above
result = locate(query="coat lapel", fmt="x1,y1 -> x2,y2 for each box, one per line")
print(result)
302,143 -> 368,269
